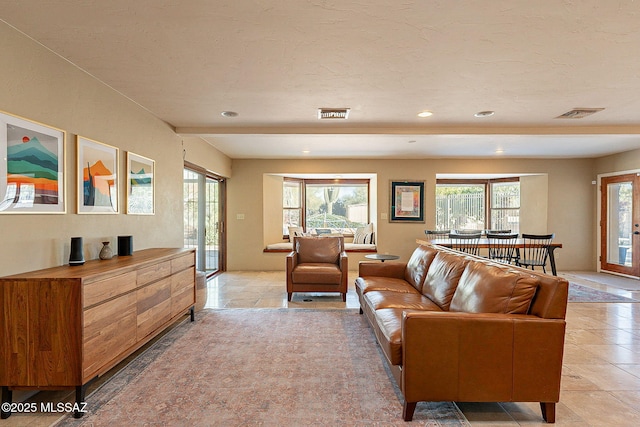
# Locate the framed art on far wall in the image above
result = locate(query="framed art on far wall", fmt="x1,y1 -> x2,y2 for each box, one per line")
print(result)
77,136 -> 119,214
126,151 -> 155,215
390,180 -> 425,223
0,110 -> 66,214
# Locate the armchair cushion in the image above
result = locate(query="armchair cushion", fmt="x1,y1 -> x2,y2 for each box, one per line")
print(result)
292,263 -> 342,284
296,236 -> 342,264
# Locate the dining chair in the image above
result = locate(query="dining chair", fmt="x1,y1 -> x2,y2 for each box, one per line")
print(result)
516,233 -> 555,273
486,232 -> 518,264
448,232 -> 481,256
454,229 -> 483,234
484,229 -> 512,235
424,229 -> 451,238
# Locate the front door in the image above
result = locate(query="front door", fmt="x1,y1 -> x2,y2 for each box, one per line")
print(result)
600,173 -> 640,277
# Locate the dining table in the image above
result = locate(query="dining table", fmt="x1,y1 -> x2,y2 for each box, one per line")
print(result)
416,238 -> 563,276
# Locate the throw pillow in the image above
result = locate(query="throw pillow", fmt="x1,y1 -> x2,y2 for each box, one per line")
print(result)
288,226 -> 307,242
353,223 -> 375,244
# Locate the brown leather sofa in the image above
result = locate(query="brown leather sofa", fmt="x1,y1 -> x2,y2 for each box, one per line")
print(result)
287,236 -> 348,301
356,243 -> 568,423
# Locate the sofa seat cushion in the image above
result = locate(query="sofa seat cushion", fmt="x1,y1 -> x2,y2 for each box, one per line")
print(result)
373,308 -> 405,366
421,250 -> 471,311
355,276 -> 421,295
364,290 -> 443,311
292,263 -> 342,284
450,261 -> 540,314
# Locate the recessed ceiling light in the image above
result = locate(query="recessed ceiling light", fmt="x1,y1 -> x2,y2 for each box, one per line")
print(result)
302,150 -> 310,154
221,111 -> 238,118
417,111 -> 433,118
495,148 -> 505,154
474,111 -> 495,118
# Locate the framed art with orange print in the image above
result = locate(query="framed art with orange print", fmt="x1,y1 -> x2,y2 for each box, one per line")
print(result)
390,180 -> 425,223
77,136 -> 119,214
0,110 -> 66,214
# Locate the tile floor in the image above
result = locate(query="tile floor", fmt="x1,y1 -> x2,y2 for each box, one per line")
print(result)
5,269 -> 640,426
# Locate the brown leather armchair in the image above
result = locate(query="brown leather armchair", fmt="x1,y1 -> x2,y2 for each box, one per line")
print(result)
286,236 -> 348,302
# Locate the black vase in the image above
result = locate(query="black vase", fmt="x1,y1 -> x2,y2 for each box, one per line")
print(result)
69,237 -> 85,266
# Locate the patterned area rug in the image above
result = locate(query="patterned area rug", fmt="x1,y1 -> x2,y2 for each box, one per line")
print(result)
568,282 -> 637,303
57,309 -> 469,426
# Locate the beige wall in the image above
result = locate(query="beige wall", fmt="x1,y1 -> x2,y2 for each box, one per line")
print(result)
0,21 -> 229,276
227,157 -> 596,271
595,147 -> 640,175
182,136 -> 232,178
2,19 -> 628,276
520,174 -> 548,233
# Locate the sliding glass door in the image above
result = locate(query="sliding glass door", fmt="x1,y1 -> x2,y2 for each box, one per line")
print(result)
601,173 -> 640,277
184,166 -> 225,275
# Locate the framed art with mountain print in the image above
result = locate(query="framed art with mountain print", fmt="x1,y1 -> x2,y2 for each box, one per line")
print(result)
126,152 -> 155,215
77,136 -> 119,214
0,111 -> 66,214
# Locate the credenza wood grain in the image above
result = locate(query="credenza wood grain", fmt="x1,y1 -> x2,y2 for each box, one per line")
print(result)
83,292 -> 137,380
83,270 -> 137,309
0,248 -> 195,418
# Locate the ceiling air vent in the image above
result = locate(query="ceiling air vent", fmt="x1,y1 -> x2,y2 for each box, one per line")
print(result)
318,108 -> 350,120
555,108 -> 604,119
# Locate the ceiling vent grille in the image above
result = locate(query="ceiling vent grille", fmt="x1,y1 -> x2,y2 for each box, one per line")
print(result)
318,108 -> 350,120
555,108 -> 604,119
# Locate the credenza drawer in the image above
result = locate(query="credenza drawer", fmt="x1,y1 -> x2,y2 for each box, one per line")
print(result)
171,267 -> 195,317
83,292 -> 137,380
83,271 -> 137,308
137,260 -> 171,287
171,252 -> 195,274
136,277 -> 172,340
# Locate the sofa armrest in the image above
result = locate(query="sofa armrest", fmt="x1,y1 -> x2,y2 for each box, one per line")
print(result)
401,311 -> 566,403
358,261 -> 407,279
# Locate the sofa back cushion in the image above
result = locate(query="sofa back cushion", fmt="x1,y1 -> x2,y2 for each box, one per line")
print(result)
421,250 -> 470,310
296,236 -> 342,264
450,261 -> 539,314
403,245 -> 439,293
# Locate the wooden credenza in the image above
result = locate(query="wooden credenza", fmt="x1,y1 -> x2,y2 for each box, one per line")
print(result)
0,248 -> 196,418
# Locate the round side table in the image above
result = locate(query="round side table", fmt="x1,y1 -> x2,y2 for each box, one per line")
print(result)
364,254 -> 400,262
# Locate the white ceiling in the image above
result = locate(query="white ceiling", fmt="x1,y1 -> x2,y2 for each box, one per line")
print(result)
3,1 -> 640,159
